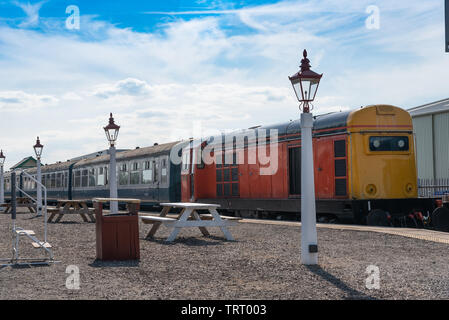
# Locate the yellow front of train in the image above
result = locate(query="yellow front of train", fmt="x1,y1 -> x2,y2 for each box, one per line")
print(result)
347,105 -> 418,200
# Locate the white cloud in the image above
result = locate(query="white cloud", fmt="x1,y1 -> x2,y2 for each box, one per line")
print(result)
0,0 -> 446,168
93,78 -> 152,99
0,90 -> 58,111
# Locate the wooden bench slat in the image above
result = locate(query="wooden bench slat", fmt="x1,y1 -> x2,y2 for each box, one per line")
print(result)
140,216 -> 177,222
200,214 -> 242,221
15,230 -> 35,236
32,242 -> 52,248
93,198 -> 141,204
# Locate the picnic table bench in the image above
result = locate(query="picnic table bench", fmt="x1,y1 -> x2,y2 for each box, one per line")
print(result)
47,199 -> 95,223
140,202 -> 241,242
0,197 -> 36,214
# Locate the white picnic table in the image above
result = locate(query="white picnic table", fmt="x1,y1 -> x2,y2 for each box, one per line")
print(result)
140,202 -> 240,242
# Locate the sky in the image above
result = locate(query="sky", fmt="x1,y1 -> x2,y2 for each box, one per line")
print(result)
0,0 -> 447,169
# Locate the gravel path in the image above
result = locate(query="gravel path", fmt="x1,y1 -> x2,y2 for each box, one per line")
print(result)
1,210 -> 448,300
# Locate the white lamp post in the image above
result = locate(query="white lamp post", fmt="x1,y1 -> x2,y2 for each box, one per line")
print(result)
0,150 -> 5,210
289,49 -> 323,265
104,113 -> 120,214
33,137 -> 44,217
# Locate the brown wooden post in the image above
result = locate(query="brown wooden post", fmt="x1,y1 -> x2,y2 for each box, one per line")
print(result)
94,199 -> 140,261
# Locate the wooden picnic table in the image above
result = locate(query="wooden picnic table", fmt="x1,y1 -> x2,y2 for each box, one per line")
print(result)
47,199 -> 95,223
0,197 -> 36,214
140,202 -> 240,242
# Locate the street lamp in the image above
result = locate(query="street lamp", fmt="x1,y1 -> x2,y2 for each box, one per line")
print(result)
289,49 -> 323,265
104,113 -> 120,213
0,150 -> 5,209
34,137 -> 44,216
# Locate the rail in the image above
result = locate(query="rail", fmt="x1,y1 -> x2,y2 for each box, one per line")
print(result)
418,178 -> 449,198
15,170 -> 48,243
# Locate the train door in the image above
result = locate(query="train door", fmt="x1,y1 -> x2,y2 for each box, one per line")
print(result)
315,139 -> 334,198
181,143 -> 194,202
288,146 -> 301,196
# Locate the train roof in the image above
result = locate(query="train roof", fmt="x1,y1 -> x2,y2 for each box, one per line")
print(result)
6,160 -> 76,176
192,105 -> 408,148
260,110 -> 351,136
197,110 -> 352,147
3,141 -> 183,177
73,141 -> 181,168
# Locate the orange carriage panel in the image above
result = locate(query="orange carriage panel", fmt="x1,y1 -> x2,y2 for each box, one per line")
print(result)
269,143 -> 286,198
181,172 -> 190,202
194,161 -> 216,199
314,137 -> 335,199
238,148 -> 250,198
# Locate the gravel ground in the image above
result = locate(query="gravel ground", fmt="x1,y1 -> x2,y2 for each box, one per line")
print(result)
0,209 -> 448,300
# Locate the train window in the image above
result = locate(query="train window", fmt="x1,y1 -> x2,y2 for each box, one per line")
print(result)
231,167 -> 239,182
334,140 -> 346,158
119,163 -> 129,185
335,159 -> 346,177
369,136 -> 409,152
153,160 -> 159,183
216,170 -> 222,182
142,160 -> 153,184
97,167 -> 105,186
216,152 -> 222,168
216,151 -> 239,198
51,173 -> 56,188
335,179 -> 347,196
216,184 -> 223,196
81,170 -> 88,187
56,173 -> 62,188
161,158 -> 167,184
232,183 -> 239,196
182,152 -> 190,171
130,162 -> 140,185
223,169 -> 230,182
289,147 -> 301,195
74,171 -> 81,188
223,184 -> 230,196
88,169 -> 96,187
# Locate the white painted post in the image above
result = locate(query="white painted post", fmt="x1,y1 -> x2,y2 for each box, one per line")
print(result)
0,164 -> 4,209
109,145 -> 118,213
36,158 -> 42,216
300,112 -> 318,265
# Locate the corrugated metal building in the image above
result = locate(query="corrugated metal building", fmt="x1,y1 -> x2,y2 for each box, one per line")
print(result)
408,98 -> 449,197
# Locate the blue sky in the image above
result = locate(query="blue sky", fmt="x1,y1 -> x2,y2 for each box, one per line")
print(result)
0,0 -> 447,168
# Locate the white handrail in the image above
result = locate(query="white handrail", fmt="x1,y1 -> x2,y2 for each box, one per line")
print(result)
15,170 -> 48,243
15,186 -> 36,203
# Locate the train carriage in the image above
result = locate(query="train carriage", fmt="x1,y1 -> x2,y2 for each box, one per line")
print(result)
70,142 -> 183,203
181,105 -> 435,225
4,141 -> 188,208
